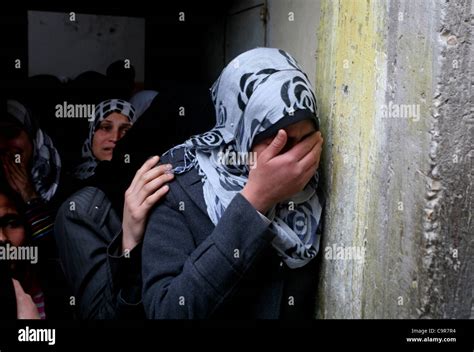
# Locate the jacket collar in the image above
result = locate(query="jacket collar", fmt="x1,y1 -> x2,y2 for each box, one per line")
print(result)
175,167 -> 209,217
165,148 -> 209,216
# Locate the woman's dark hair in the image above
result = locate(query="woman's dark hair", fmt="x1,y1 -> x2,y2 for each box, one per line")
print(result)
253,109 -> 319,146
0,114 -> 24,141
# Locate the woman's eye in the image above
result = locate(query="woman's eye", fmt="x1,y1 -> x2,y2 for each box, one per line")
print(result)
120,128 -> 131,137
6,219 -> 21,229
100,125 -> 112,132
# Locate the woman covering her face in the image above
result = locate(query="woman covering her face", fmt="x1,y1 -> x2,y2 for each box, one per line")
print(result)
143,47 -> 324,319
1,100 -> 61,203
74,99 -> 135,180
165,48 -> 322,268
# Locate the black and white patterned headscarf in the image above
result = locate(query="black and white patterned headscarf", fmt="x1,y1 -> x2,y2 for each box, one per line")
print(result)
6,100 -> 61,202
165,48 -> 322,269
74,99 -> 136,180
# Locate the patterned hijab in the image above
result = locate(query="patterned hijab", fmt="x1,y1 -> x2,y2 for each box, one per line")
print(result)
6,100 -> 61,202
165,48 -> 322,269
74,99 -> 136,180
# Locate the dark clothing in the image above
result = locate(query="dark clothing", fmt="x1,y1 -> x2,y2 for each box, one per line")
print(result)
51,82 -> 214,319
142,151 -> 319,319
90,83 -> 214,215
54,187 -> 143,319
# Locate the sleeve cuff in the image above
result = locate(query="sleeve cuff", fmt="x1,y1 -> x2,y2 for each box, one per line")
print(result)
107,231 -> 143,292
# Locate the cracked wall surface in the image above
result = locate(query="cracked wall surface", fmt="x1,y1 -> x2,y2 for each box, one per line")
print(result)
314,0 -> 473,318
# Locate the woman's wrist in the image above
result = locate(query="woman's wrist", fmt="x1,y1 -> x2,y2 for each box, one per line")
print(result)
241,185 -> 271,214
121,230 -> 140,254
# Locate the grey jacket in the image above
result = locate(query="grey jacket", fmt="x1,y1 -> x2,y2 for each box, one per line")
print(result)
54,187 -> 143,319
142,151 -> 319,319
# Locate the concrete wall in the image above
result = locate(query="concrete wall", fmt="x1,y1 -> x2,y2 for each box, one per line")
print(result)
314,0 -> 473,319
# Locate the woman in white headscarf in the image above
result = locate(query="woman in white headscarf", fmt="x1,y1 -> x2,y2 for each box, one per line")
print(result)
142,48 -> 324,319
55,97 -> 174,319
73,99 -> 136,180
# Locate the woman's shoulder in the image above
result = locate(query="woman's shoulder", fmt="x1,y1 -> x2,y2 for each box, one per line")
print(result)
57,186 -> 111,219
159,147 -> 185,166
158,149 -> 204,209
160,148 -> 201,186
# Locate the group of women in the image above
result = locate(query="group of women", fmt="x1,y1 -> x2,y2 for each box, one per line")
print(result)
1,48 -> 324,319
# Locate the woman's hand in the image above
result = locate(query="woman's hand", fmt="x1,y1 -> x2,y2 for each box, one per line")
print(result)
12,279 -> 40,319
122,156 -> 174,252
241,130 -> 323,213
1,153 -> 38,203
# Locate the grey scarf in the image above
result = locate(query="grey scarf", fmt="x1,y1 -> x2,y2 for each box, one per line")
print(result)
166,48 -> 322,268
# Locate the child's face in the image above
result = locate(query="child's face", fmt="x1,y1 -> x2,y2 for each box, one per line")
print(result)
0,194 -> 26,248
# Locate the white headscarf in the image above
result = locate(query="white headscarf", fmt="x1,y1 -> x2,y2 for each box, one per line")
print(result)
165,48 -> 322,268
74,99 -> 136,180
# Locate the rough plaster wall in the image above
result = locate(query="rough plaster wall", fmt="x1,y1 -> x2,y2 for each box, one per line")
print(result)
314,0 -> 472,318
430,0 -> 473,319
315,0 -> 387,319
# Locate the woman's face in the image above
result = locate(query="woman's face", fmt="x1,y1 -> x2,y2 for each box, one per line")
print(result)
0,193 -> 25,247
0,129 -> 33,167
91,112 -> 132,161
251,119 -> 316,156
